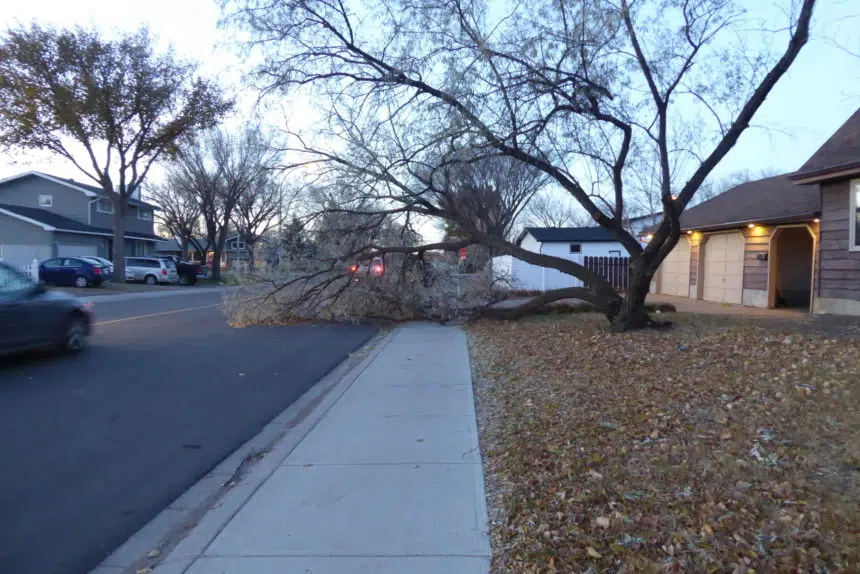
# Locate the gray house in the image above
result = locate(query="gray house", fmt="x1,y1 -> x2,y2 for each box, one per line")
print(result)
0,171 -> 160,267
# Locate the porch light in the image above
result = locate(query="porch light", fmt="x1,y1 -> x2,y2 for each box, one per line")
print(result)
748,223 -> 756,229
645,234 -> 654,241
686,230 -> 693,235
813,217 -> 820,223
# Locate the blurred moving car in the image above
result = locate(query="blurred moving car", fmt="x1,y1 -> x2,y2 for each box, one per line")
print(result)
0,261 -> 93,355
156,255 -> 201,285
39,257 -> 108,288
124,257 -> 179,285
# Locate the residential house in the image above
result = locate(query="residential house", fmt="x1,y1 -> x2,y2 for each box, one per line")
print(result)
654,106 -> 860,315
175,234 -> 275,270
494,227 -> 630,291
625,212 -> 662,241
0,171 -> 160,267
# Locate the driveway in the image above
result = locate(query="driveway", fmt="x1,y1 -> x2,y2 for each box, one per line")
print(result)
0,291 -> 375,574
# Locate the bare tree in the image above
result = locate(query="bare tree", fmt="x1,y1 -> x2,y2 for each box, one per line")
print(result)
148,176 -> 203,258
521,192 -> 593,229
231,176 -> 285,270
169,126 -> 278,280
225,0 -> 817,330
0,25 -> 232,277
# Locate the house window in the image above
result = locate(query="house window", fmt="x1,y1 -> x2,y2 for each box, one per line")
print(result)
39,195 -> 53,207
609,250 -> 622,257
569,244 -> 582,254
137,208 -> 152,221
97,199 -> 114,214
852,180 -> 860,251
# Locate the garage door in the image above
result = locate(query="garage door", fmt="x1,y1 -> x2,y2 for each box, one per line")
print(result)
660,236 -> 691,297
57,244 -> 98,258
0,244 -> 52,267
702,232 -> 744,304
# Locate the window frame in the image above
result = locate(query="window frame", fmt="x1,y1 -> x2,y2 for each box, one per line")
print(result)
850,179 -> 860,252
137,208 -> 153,221
38,194 -> 53,207
569,243 -> 582,254
97,199 -> 114,214
609,250 -> 622,257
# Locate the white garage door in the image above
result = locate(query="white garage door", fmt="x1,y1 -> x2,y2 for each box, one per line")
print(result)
660,236 -> 691,297
57,244 -> 98,258
0,244 -> 52,268
702,232 -> 745,304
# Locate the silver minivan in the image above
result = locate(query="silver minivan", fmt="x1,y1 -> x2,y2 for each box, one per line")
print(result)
125,257 -> 179,285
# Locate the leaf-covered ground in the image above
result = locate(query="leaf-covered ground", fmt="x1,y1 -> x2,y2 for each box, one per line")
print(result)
467,313 -> 860,573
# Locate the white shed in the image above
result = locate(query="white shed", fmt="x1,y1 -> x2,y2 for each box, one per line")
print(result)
494,227 -> 630,291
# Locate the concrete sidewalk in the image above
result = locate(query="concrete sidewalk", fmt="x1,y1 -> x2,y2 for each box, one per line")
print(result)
153,323 -> 490,574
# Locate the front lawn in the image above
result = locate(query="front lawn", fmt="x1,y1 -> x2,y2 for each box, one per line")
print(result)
468,313 -> 859,573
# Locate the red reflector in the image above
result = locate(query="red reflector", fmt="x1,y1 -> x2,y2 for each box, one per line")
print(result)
162,269 -> 168,275
93,268 -> 101,274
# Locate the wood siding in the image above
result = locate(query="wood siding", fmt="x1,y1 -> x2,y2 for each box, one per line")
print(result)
689,234 -> 701,286
818,180 -> 860,301
743,225 -> 773,291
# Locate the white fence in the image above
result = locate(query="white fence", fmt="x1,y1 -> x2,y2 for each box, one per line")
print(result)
19,259 -> 40,282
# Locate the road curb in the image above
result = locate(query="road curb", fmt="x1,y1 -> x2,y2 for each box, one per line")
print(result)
90,327 -> 396,574
79,287 -> 222,304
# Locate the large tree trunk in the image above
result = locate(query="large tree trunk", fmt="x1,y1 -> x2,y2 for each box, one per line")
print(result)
211,233 -> 228,281
112,211 -> 126,278
609,258 -> 657,332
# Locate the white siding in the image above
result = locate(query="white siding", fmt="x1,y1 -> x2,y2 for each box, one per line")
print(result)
509,237 -> 629,291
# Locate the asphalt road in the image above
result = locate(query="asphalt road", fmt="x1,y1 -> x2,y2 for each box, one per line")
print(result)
0,291 -> 376,574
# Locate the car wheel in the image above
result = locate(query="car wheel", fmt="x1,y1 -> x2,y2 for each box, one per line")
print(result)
62,316 -> 89,353
179,275 -> 189,286
144,274 -> 157,285
74,276 -> 89,288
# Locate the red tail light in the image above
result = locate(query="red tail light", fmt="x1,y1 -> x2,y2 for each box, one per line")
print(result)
373,264 -> 384,275
93,267 -> 101,275
162,269 -> 168,275
350,265 -> 358,273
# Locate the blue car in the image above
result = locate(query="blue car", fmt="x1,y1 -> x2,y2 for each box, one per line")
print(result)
39,257 -> 108,288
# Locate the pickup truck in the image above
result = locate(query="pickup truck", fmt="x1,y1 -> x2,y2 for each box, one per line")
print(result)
156,255 -> 203,285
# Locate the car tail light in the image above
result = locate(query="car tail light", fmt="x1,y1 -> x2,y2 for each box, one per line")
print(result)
350,264 -> 358,273
162,269 -> 168,275
93,267 -> 101,275
373,264 -> 384,275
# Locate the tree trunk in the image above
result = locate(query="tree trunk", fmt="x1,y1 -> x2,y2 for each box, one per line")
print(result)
112,211 -> 126,278
211,233 -> 227,281
609,259 -> 657,332
247,244 -> 256,271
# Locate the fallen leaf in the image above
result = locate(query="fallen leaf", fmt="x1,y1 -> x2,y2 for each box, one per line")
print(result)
595,516 -> 610,528
586,546 -> 602,559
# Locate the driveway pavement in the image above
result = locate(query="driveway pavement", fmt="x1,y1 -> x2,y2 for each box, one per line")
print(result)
0,292 -> 375,574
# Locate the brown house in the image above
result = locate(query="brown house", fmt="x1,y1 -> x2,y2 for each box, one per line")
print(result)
654,106 -> 860,315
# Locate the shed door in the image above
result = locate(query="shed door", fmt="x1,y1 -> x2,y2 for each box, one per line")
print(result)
702,232 -> 744,304
57,244 -> 98,258
659,236 -> 691,297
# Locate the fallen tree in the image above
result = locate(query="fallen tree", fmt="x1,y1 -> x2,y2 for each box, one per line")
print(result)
225,0 -> 818,330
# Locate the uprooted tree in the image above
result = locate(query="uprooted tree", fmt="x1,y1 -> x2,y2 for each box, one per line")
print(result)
226,0 -> 817,330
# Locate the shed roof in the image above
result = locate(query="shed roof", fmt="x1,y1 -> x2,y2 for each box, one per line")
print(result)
518,226 -> 623,244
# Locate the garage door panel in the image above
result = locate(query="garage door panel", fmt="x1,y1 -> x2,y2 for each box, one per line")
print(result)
703,233 -> 744,304
57,244 -> 98,258
660,237 -> 691,297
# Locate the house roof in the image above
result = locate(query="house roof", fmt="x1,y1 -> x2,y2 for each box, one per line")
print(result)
679,174 -> 820,231
518,226 -> 623,244
155,238 -> 182,252
791,107 -> 860,182
0,203 -> 161,241
0,171 -> 159,210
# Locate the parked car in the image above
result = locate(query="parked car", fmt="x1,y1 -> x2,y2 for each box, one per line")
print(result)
0,261 -> 93,355
156,255 -> 201,285
80,256 -> 114,275
349,258 -> 385,279
125,257 -> 180,285
39,257 -> 108,288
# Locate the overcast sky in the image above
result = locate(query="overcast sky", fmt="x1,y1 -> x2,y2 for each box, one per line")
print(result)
2,0 -> 860,189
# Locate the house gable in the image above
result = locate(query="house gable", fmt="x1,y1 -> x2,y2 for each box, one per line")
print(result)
792,107 -> 860,183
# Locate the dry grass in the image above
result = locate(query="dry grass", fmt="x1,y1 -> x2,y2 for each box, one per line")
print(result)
468,313 -> 860,573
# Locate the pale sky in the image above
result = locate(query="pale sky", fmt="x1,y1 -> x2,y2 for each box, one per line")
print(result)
2,0 -> 859,190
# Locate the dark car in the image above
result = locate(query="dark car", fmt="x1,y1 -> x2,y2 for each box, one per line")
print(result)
39,257 -> 107,288
0,261 -> 93,355
156,255 -> 201,285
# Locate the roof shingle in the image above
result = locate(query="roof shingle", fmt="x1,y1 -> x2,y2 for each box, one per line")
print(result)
0,203 -> 161,240
679,175 -> 820,231
521,227 -> 623,243
794,107 -> 860,178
